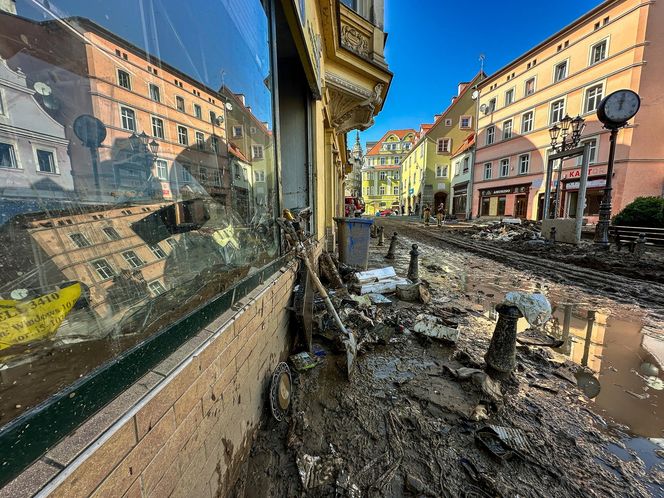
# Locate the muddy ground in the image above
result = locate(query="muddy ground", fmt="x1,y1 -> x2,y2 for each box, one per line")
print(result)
230,219 -> 664,498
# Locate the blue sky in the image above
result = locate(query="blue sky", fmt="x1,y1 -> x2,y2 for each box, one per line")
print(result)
359,0 -> 601,147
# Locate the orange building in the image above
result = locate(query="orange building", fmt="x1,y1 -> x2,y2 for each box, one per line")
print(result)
473,0 -> 664,221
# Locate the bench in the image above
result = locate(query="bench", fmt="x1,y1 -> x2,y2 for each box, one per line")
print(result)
609,225 -> 664,251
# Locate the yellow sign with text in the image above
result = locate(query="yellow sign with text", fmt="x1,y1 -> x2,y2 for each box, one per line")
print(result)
0,283 -> 82,350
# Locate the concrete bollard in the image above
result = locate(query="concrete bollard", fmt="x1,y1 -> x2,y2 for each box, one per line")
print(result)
549,226 -> 557,244
370,224 -> 377,239
484,304 -> 523,374
385,232 -> 398,260
407,244 -> 420,282
633,233 -> 646,260
377,226 -> 385,246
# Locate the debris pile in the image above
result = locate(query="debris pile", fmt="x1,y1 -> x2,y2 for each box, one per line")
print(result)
472,220 -> 543,242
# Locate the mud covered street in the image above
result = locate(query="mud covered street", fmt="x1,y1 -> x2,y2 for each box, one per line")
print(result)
231,218 -> 664,498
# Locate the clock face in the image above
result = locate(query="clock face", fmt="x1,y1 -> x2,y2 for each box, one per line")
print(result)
599,90 -> 640,126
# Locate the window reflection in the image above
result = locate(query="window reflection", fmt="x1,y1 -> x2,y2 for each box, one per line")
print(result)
0,0 -> 277,424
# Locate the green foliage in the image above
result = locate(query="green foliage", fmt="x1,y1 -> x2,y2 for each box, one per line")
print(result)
613,196 -> 664,228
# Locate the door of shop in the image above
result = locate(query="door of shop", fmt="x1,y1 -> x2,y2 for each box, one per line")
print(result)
514,194 -> 527,218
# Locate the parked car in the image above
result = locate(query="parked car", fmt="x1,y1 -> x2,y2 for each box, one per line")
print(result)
376,209 -> 395,217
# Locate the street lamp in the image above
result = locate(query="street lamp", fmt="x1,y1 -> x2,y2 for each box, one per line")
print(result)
148,139 -> 160,158
548,115 -> 585,218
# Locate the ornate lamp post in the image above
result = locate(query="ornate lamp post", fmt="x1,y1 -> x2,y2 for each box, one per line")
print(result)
547,114 -> 585,218
594,89 -> 641,248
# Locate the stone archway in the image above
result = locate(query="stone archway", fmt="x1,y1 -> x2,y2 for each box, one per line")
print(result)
434,191 -> 448,211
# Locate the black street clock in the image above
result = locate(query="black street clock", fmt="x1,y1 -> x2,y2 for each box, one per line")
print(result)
597,89 -> 641,129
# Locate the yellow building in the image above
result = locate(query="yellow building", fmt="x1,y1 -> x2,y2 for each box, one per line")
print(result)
362,129 -> 416,215
401,73 -> 484,214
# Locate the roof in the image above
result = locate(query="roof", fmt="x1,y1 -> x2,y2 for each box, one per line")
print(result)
480,0 -> 617,87
452,133 -> 476,157
424,71 -> 485,137
228,142 -> 250,163
366,128 -> 417,156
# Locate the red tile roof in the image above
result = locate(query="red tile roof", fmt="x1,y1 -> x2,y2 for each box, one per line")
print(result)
452,133 -> 476,157
366,128 -> 417,156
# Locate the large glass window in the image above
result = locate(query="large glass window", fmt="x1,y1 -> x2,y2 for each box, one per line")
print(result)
0,0 -> 279,431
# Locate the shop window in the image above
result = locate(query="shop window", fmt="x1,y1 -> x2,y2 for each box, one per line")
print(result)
0,0 -> 280,461
497,196 -> 506,216
481,197 -> 491,216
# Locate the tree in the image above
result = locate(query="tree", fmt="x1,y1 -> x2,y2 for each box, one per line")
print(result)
613,197 -> 664,228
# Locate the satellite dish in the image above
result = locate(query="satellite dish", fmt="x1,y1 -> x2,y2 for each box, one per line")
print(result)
471,90 -> 480,100
34,82 -> 52,96
479,104 -> 488,114
225,102 -> 233,111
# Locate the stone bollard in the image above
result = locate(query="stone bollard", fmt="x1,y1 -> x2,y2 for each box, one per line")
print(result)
407,244 -> 420,282
549,226 -> 557,244
370,224 -> 377,239
484,304 -> 523,374
633,233 -> 646,260
385,232 -> 398,260
377,226 -> 385,246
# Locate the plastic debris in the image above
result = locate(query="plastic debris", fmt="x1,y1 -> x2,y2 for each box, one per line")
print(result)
297,452 -> 342,489
353,267 -> 411,295
413,314 -> 459,343
289,352 -> 319,372
504,292 -> 552,327
367,293 -> 392,305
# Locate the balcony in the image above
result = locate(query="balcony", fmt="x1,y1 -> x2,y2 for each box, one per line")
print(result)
340,0 -> 384,30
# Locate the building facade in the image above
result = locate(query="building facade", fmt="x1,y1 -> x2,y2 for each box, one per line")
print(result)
473,0 -> 664,221
450,133 -> 476,219
345,131 -> 364,197
362,129 -> 415,214
0,0 -> 392,496
401,73 -> 483,214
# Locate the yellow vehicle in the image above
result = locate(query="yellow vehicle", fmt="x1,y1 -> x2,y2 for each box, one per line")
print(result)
0,283 -> 82,350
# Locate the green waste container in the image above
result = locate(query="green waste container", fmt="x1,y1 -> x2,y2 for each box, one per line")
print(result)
334,217 -> 374,269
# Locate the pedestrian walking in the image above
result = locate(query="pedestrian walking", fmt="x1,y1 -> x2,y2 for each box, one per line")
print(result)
408,207 -> 412,216
423,204 -> 431,226
436,203 -> 445,226
401,204 -> 405,216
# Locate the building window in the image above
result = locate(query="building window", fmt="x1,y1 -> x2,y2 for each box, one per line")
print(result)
379,186 -> 386,195
117,69 -> 131,90
151,117 -> 164,139
436,165 -> 448,178
521,111 -> 534,133
103,227 -> 121,240
232,125 -> 243,138
502,120 -> 513,140
254,170 -> 265,182
550,99 -> 565,124
460,116 -> 472,129
525,77 -> 536,96
120,106 -> 136,131
380,157 -> 386,165
500,158 -> 510,177
150,244 -> 166,259
554,60 -> 568,82
393,172 -> 399,180
149,84 -> 160,102
379,171 -> 388,180
462,157 -> 470,174
584,84 -> 604,113
444,119 -> 453,126
211,136 -> 219,153
484,162 -> 492,180
122,250 -> 143,268
518,154 -> 530,175
176,96 -> 185,112
155,159 -> 168,180
193,104 -> 202,119
576,138 -> 599,166
488,98 -> 496,112
36,149 -> 57,173
505,89 -> 514,106
486,126 -> 495,145
177,126 -> 189,145
590,40 -> 607,65
195,131 -> 205,150
437,138 -> 451,153
148,281 -> 166,296
69,233 -> 91,248
252,145 -> 264,159
393,187 -> 399,195
394,156 -> 400,165
92,259 -> 115,280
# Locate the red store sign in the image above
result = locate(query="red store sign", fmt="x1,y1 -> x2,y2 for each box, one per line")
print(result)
562,166 -> 607,180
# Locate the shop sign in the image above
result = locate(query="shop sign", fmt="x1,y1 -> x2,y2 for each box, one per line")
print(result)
565,179 -> 607,190
480,184 -> 529,196
562,166 -> 607,180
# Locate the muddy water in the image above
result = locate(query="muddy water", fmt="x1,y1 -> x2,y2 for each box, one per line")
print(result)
370,230 -> 663,468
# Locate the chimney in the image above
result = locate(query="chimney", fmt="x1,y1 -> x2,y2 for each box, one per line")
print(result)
235,94 -> 246,105
458,82 -> 469,96
0,0 -> 17,14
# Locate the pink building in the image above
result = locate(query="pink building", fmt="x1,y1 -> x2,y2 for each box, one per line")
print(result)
473,0 -> 664,221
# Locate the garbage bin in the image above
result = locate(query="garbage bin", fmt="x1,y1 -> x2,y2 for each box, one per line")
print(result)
334,217 -> 374,270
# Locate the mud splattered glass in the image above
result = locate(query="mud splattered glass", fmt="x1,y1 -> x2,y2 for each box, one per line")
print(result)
0,0 -> 277,426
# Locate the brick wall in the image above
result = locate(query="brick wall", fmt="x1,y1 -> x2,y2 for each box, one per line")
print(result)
1,261 -> 297,498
